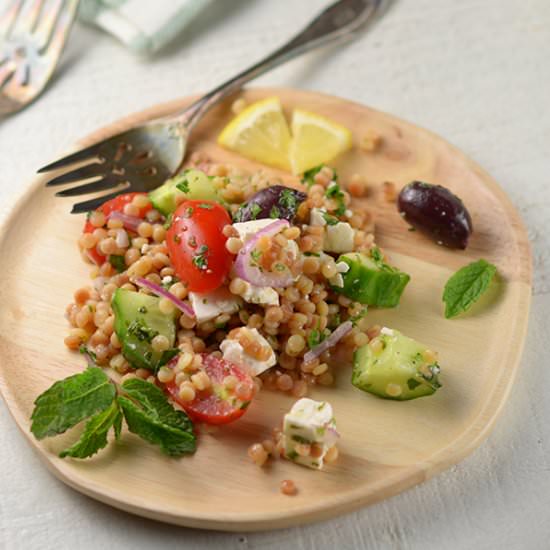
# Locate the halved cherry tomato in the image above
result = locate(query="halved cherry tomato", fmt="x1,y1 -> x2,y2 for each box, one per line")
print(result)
83,192 -> 152,265
165,353 -> 255,425
166,200 -> 232,293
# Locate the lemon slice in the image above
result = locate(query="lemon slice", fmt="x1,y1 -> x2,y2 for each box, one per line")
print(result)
217,97 -> 291,170
289,109 -> 353,175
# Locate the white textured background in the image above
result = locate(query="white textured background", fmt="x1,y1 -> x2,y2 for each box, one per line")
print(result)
1,0 -> 550,548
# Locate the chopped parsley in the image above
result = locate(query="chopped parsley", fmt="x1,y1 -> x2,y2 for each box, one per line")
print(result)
184,206 -> 194,218
250,249 -> 262,265
249,203 -> 262,220
322,212 -> 339,226
192,245 -> 209,270
175,178 -> 190,194
301,164 -> 325,187
108,255 -> 126,273
350,306 -> 369,326
198,203 -> 213,209
127,319 -> 159,343
269,205 -> 281,219
307,327 -> 326,349
291,435 -> 312,444
303,251 -> 320,257
370,246 -> 384,263
163,213 -> 173,230
325,182 -> 346,216
279,189 -> 297,209
79,345 -> 97,362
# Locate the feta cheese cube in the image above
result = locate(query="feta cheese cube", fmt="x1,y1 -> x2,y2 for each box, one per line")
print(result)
233,219 -> 277,242
282,398 -> 339,470
220,328 -> 276,376
189,288 -> 242,323
309,207 -> 327,227
241,281 -> 280,306
324,222 -> 354,253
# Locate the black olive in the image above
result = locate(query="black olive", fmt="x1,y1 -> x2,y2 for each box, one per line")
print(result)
397,181 -> 473,249
234,185 -> 306,223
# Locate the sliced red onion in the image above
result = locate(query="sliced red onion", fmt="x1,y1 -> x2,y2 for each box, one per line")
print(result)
135,277 -> 194,318
303,320 -> 353,364
115,228 -> 129,248
108,211 -> 143,233
234,219 -> 295,288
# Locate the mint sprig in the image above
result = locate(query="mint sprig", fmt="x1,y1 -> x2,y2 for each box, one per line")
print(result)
30,365 -> 196,459
442,259 -> 497,318
31,366 -> 115,440
59,400 -> 122,459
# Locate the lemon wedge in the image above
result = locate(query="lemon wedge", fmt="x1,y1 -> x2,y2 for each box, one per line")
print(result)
217,97 -> 291,170
289,109 -> 353,175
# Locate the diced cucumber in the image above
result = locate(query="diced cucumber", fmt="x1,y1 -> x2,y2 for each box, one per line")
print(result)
333,249 -> 410,308
148,169 -> 220,216
352,328 -> 441,400
112,289 -> 177,372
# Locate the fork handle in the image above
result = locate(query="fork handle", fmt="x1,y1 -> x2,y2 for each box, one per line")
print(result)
176,0 -> 381,127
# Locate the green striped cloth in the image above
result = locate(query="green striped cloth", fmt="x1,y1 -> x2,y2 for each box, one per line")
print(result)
79,0 -> 212,55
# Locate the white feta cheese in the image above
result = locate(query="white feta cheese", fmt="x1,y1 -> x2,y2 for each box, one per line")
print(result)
233,219 -> 277,242
189,287 -> 242,323
241,281 -> 279,306
282,398 -> 339,470
324,222 -> 355,253
220,328 -> 276,376
309,207 -> 327,227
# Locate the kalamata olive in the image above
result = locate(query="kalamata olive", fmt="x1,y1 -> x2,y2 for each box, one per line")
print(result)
397,181 -> 473,249
234,185 -> 306,223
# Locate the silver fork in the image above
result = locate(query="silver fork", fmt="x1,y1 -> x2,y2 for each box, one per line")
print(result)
0,0 -> 79,116
40,0 -> 383,214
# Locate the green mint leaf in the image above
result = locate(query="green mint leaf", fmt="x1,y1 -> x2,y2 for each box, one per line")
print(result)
325,182 -> 346,216
442,259 -> 497,319
108,255 -> 126,273
163,213 -> 173,230
59,400 -> 122,459
269,205 -> 281,219
279,189 -> 297,209
192,244 -> 209,271
31,367 -> 116,440
119,378 -> 195,456
198,203 -> 214,209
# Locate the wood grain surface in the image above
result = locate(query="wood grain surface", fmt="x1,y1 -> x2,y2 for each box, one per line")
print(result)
0,88 -> 531,531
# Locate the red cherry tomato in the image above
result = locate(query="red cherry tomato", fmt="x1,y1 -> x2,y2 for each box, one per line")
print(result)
82,192 -> 152,265
165,353 -> 255,425
166,200 -> 233,293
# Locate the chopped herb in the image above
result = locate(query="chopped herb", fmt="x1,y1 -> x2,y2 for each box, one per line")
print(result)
108,255 -> 126,273
287,450 -> 299,460
274,263 -> 286,272
279,188 -> 298,210
173,234 -> 181,244
184,206 -> 194,218
250,203 -> 262,220
192,245 -> 209,271
86,211 -> 92,221
307,327 -> 326,349
198,203 -> 214,209
175,178 -> 190,194
79,345 -> 97,362
269,205 -> 281,219
304,251 -> 320,257
370,246 -> 384,263
158,348 -> 180,368
350,306 -> 369,326
188,235 -> 197,248
407,378 -> 421,391
250,249 -> 262,265
138,306 -> 148,314
163,213 -> 173,230
317,402 -> 326,411
325,182 -> 346,216
301,164 -> 325,187
240,401 -> 251,410
127,318 -> 159,343
322,212 -> 339,225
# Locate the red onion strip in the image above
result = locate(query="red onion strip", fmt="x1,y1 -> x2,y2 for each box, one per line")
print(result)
234,219 -> 295,288
303,320 -> 353,364
135,277 -> 194,318
108,211 -> 143,233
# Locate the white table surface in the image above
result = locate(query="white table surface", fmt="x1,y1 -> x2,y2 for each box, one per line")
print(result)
1,0 -> 549,548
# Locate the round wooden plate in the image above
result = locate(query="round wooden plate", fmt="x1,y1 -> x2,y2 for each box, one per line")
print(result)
0,88 -> 532,531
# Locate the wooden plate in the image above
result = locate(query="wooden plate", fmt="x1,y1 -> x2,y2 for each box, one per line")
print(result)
0,88 -> 532,531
